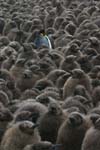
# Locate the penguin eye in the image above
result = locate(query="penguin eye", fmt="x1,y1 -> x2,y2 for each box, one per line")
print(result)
53,54 -> 59,59
76,115 -> 83,125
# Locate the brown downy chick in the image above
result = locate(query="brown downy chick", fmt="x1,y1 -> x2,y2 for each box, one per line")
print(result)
60,55 -> 80,72
82,117 -> 100,150
10,58 -> 26,80
63,69 -> 92,99
1,121 -> 41,150
56,112 -> 90,150
38,102 -> 66,143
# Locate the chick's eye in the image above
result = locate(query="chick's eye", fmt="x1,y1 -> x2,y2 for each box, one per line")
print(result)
77,116 -> 82,123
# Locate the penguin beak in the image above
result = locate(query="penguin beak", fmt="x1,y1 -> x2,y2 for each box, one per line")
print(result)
90,114 -> 100,124
68,116 -> 76,126
23,72 -> 32,78
32,123 -> 39,129
67,70 -> 72,74
31,112 -> 39,123
83,100 -> 92,105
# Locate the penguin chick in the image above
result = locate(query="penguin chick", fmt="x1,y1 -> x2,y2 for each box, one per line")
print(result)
38,102 -> 65,143
62,96 -> 87,114
16,69 -> 44,92
1,55 -> 16,70
63,69 -> 92,99
82,118 -> 100,150
1,121 -> 41,150
92,86 -> 100,106
10,58 -> 26,80
73,85 -> 92,102
47,69 -> 66,84
15,102 -> 47,123
0,107 -> 13,142
56,112 -> 90,150
60,55 -> 80,72
56,72 -> 71,89
34,78 -> 54,91
0,90 -> 9,106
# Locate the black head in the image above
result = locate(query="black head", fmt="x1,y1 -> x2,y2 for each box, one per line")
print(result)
94,118 -> 100,130
31,112 -> 40,123
65,55 -> 76,63
15,58 -> 26,66
48,102 -> 62,115
72,69 -> 85,79
90,113 -> 100,125
19,121 -> 38,135
22,70 -> 33,79
39,29 -> 45,35
67,112 -> 83,128
0,108 -> 13,121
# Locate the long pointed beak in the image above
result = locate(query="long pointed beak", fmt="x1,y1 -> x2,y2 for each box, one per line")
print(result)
32,123 -> 39,129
